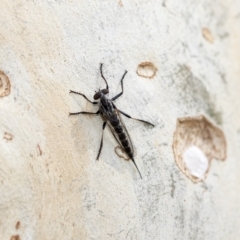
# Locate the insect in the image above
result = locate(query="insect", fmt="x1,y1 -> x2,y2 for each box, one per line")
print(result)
69,63 -> 154,178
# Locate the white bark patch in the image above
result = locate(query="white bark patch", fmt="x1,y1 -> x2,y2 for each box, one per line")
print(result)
183,145 -> 209,179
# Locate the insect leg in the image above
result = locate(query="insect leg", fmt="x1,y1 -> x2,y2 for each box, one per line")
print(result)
69,110 -> 100,116
100,63 -> 109,90
118,110 -> 154,127
111,70 -> 128,101
69,90 -> 98,105
96,122 -> 107,160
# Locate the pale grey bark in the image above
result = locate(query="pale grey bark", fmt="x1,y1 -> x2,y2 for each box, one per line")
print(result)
0,1 -> 240,239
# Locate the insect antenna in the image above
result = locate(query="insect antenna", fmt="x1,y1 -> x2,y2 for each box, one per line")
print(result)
100,63 -> 109,90
132,158 -> 142,179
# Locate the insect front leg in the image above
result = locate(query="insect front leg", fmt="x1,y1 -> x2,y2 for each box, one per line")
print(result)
69,90 -> 98,105
96,122 -> 107,160
69,110 -> 100,116
118,109 -> 154,127
111,70 -> 128,101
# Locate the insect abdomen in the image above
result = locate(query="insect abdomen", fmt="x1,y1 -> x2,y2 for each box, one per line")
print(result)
109,115 -> 133,159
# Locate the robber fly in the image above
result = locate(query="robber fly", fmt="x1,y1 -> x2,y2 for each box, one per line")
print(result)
69,63 -> 154,178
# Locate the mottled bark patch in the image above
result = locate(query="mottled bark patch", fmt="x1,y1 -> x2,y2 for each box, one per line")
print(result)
0,70 -> 11,97
172,115 -> 226,183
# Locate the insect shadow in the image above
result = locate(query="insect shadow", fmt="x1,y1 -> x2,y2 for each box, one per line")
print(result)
69,63 -> 154,179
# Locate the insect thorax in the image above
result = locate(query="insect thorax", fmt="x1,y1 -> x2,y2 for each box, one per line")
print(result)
100,96 -> 115,116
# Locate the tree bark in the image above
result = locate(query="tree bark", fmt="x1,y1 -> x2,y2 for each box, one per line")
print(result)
0,1 -> 240,239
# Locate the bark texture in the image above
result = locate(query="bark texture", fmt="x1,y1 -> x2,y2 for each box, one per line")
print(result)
0,1 -> 240,239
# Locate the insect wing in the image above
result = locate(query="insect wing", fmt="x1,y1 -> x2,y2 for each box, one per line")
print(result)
107,109 -> 136,158
117,109 -> 135,156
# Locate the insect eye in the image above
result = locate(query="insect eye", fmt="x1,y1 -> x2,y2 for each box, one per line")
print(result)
94,92 -> 101,100
102,89 -> 109,94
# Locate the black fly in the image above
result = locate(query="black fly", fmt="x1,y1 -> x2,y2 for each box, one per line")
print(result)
69,63 -> 154,178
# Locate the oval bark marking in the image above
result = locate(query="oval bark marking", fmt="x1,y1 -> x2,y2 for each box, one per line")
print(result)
11,235 -> 20,240
15,221 -> 21,229
0,70 -> 11,97
136,62 -> 157,79
3,132 -> 13,141
37,144 -> 43,156
202,28 -> 214,43
115,146 -> 130,161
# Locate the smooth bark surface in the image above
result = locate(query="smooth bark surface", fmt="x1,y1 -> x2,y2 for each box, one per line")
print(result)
0,1 -> 240,239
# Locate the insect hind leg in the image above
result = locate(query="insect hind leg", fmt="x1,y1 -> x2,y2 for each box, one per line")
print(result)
96,122 -> 107,160
69,110 -> 100,116
118,110 -> 154,127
